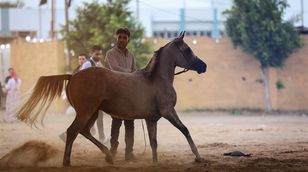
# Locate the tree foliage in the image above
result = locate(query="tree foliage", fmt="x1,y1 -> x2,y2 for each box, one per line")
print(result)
223,0 -> 301,111
61,0 -> 152,68
224,0 -> 301,68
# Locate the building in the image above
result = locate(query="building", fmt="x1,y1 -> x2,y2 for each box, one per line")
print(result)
0,7 -> 70,42
151,8 -> 226,39
0,7 -> 69,82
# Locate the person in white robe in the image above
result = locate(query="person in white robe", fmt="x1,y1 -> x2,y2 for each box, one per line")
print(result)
4,70 -> 21,123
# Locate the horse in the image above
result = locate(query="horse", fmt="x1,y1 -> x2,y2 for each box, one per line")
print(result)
17,32 -> 207,166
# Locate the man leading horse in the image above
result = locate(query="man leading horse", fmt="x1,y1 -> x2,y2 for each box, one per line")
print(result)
104,28 -> 137,161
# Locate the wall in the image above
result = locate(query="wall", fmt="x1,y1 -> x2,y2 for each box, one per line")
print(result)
9,36 -> 308,112
10,39 -> 67,112
275,37 -> 308,110
151,36 -> 308,111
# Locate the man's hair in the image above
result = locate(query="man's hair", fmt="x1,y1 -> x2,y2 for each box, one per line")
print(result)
79,53 -> 87,58
92,45 -> 102,52
116,27 -> 130,37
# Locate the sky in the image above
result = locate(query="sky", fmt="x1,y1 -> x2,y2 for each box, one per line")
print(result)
12,0 -> 306,16
19,0 -> 215,9
1,0 -> 307,36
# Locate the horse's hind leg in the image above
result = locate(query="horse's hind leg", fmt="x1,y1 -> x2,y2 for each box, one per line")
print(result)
63,111 -> 95,166
63,115 -> 86,166
161,108 -> 205,163
80,111 -> 113,164
145,119 -> 158,163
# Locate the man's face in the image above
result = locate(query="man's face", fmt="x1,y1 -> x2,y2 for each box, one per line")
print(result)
92,50 -> 102,62
78,55 -> 86,65
116,33 -> 129,49
8,69 -> 14,75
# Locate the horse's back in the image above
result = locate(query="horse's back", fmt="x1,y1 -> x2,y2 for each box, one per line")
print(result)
66,67 -> 109,107
67,67 -> 157,118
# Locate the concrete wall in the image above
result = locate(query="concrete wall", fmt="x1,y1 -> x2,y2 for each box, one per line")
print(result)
275,37 -> 308,110
151,36 -> 308,111
10,39 -> 67,112
9,36 -> 308,112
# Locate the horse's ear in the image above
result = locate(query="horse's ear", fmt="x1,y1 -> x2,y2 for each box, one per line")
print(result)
178,31 -> 183,38
178,31 -> 185,39
180,31 -> 185,39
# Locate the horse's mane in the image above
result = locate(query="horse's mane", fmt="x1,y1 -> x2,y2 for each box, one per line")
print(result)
142,47 -> 163,78
142,38 -> 182,79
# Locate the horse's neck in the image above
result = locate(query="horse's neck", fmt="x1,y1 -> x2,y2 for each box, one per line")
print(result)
155,51 -> 176,83
144,50 -> 176,83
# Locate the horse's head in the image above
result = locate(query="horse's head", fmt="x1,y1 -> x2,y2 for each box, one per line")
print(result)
167,32 -> 207,74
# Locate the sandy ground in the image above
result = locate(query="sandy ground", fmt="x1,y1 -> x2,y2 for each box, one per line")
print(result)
0,110 -> 308,172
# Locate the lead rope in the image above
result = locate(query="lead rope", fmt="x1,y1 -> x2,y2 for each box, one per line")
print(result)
141,119 -> 147,154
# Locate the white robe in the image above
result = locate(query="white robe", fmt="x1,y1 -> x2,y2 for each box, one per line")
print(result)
4,78 -> 21,123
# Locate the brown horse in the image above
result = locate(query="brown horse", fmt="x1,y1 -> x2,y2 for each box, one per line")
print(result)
17,32 -> 207,166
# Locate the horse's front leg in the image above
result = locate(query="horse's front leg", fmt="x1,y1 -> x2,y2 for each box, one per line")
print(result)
145,119 -> 158,163
161,108 -> 205,163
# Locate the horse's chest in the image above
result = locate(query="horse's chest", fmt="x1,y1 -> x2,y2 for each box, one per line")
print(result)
156,87 -> 177,104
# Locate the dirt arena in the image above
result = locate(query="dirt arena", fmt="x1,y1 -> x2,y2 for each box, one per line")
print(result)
0,110 -> 308,172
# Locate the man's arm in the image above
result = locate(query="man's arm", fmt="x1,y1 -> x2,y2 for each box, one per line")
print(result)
80,61 -> 92,70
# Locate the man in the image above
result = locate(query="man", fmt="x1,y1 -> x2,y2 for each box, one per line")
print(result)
72,53 -> 87,74
104,27 -> 137,161
4,68 -> 21,123
5,68 -> 14,84
81,46 -> 103,69
60,46 -> 107,143
81,45 -> 107,144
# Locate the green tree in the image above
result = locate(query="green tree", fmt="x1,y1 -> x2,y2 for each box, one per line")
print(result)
61,0 -> 152,69
224,0 -> 301,112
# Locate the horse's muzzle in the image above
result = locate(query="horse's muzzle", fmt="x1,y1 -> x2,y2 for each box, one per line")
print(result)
192,58 -> 207,74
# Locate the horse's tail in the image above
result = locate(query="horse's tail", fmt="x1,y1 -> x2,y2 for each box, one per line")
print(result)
17,74 -> 72,126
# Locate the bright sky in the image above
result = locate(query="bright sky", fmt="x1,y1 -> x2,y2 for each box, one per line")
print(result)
18,0 -> 214,9
7,0 -> 231,36
11,0 -> 305,12
1,0 -> 307,36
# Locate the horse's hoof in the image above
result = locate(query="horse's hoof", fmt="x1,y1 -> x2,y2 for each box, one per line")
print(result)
105,155 -> 114,164
194,157 -> 207,163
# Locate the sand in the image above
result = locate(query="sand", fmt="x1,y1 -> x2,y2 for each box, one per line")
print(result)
0,110 -> 308,171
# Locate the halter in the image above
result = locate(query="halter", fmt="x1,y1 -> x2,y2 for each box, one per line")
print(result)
174,41 -> 195,76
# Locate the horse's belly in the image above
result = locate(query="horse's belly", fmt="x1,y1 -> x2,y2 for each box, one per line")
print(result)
101,100 -> 155,119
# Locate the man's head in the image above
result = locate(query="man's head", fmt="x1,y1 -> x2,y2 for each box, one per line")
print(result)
116,27 -> 130,50
8,68 -> 14,75
78,54 -> 87,65
91,45 -> 102,62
